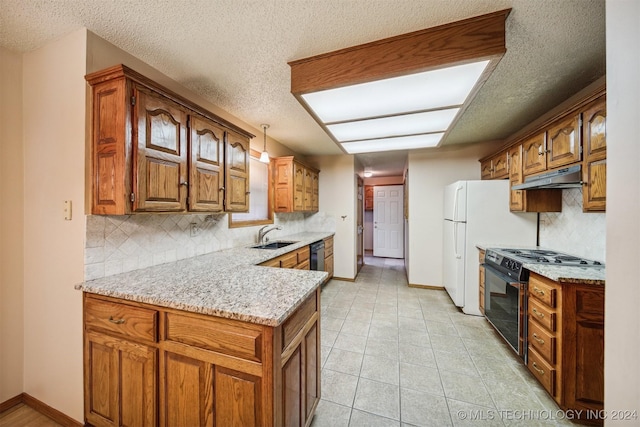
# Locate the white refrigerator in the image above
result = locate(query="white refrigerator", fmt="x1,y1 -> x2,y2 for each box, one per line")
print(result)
443,180 -> 537,316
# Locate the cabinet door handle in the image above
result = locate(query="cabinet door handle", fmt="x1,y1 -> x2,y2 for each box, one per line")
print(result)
532,308 -> 545,318
219,187 -> 225,191
108,316 -> 125,325
245,191 -> 251,195
533,287 -> 545,296
532,362 -> 545,375
180,181 -> 189,187
532,333 -> 545,345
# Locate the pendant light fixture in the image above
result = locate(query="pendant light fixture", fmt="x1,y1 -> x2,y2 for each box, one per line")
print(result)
259,124 -> 270,163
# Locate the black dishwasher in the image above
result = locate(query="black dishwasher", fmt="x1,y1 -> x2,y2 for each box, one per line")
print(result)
309,240 -> 325,271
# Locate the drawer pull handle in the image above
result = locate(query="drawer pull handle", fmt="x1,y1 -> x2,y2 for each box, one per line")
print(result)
108,316 -> 126,325
532,362 -> 545,375
532,333 -> 545,345
533,287 -> 545,296
532,308 -> 545,318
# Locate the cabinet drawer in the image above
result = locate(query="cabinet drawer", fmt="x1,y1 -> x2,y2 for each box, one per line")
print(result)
280,252 -> 298,269
528,319 -> 556,364
282,293 -> 317,351
529,298 -> 556,332
295,260 -> 310,270
324,237 -> 334,257
529,275 -> 558,308
528,346 -> 556,396
165,312 -> 263,362
297,246 -> 310,263
260,258 -> 281,267
84,296 -> 158,342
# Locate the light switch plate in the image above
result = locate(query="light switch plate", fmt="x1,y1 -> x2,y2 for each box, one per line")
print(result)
64,200 -> 72,220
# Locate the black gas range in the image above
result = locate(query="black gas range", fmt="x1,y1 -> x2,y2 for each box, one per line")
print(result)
485,248 -> 604,282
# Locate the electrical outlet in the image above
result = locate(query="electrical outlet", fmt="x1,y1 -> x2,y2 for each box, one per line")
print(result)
190,223 -> 200,237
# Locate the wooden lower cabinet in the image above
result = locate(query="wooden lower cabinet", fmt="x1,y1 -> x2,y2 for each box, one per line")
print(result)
478,250 -> 485,315
323,236 -> 334,281
526,273 -> 604,425
83,290 -> 321,427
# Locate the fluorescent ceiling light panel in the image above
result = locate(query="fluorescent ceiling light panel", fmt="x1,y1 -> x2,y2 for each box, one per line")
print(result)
327,108 -> 459,142
301,60 -> 489,123
342,133 -> 444,154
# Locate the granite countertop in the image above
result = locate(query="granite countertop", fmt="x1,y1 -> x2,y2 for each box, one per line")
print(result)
476,244 -> 605,286
77,232 -> 333,327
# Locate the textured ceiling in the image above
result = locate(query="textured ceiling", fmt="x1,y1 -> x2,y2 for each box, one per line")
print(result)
0,0 -> 605,176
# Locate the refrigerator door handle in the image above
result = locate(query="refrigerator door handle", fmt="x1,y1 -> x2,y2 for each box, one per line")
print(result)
454,222 -> 461,259
453,185 -> 463,221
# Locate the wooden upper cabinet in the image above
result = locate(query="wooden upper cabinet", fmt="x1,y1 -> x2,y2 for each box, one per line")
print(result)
480,159 -> 493,180
133,86 -> 188,212
480,150 -> 508,180
189,115 -> 225,212
522,132 -> 547,176
224,131 -> 250,212
86,65 -> 254,215
582,96 -> 607,211
508,144 -> 524,211
273,156 -> 320,213
364,186 -> 374,211
547,113 -> 581,169
492,151 -> 509,179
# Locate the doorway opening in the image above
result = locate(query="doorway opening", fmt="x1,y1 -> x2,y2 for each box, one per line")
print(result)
364,184 -> 405,262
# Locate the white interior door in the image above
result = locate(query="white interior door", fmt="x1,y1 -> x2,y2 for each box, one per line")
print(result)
373,185 -> 404,258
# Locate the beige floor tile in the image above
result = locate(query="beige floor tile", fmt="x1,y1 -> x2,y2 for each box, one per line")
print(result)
440,370 -> 496,408
400,387 -> 453,426
434,350 -> 479,377
325,348 -> 364,376
398,328 -> 430,347
360,354 -> 400,385
398,316 -> 427,331
310,400 -> 351,427
447,399 -> 505,427
340,319 -> 371,337
426,320 -> 459,336
353,378 -> 400,420
349,409 -> 401,426
399,362 -> 444,396
323,316 -> 346,332
321,369 -> 359,407
429,333 -> 466,352
365,337 -> 400,360
369,325 -> 399,341
399,343 -> 437,368
334,332 -> 368,353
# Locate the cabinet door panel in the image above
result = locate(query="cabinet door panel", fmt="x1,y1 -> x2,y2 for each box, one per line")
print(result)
305,323 -> 319,422
92,81 -> 127,214
547,114 -> 581,169
583,159 -> 606,211
283,346 -> 302,427
304,169 -> 313,210
294,164 -> 305,211
85,332 -> 156,427
480,159 -> 493,180
215,367 -> 262,427
508,144 -> 524,211
312,172 -> 320,211
161,352 -> 214,427
189,115 -> 224,212
225,131 -> 250,212
522,133 -> 546,176
492,151 -> 508,179
133,86 -> 187,212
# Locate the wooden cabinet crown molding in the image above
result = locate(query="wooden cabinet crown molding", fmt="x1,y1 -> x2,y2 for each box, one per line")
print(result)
86,64 -> 255,140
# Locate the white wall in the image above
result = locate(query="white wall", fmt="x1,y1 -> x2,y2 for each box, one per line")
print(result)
0,46 -> 25,402
312,155 -> 357,280
604,0 -> 640,422
22,29 -> 88,420
406,142 -> 495,287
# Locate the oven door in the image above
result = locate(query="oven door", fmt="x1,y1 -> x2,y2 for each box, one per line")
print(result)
483,265 -> 527,359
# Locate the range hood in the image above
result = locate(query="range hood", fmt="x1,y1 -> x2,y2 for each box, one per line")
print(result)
512,164 -> 583,190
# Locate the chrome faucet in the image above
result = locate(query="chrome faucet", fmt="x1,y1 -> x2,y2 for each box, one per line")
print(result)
258,225 -> 282,244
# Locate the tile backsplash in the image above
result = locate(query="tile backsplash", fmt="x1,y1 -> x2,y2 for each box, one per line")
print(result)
539,188 -> 606,262
84,211 -> 336,280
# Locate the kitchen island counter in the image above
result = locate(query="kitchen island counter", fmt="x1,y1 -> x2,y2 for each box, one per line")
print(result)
77,231 -> 332,326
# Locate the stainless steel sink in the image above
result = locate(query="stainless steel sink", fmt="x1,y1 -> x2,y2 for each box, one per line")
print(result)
251,241 -> 297,249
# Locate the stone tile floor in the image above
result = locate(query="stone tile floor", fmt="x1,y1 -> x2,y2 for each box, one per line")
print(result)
311,256 -> 572,427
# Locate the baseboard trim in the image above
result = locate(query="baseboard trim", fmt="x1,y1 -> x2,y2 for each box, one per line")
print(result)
332,276 -> 356,282
408,283 -> 445,290
0,393 -> 23,413
0,393 -> 83,427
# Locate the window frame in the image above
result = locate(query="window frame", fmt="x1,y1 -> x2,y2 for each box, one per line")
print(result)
228,149 -> 274,228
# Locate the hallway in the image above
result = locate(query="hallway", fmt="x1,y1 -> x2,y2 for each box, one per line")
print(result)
313,256 -> 568,426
